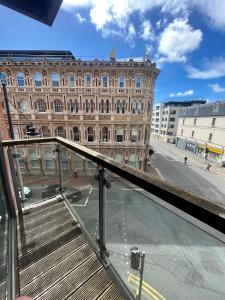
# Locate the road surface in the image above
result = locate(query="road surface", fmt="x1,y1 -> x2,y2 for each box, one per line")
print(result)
149,138 -> 225,207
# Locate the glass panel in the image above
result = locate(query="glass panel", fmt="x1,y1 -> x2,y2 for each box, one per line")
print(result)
34,72 -> 42,86
51,72 -> 60,87
13,143 -> 60,207
0,175 -> 8,299
60,147 -> 99,240
105,171 -> 225,300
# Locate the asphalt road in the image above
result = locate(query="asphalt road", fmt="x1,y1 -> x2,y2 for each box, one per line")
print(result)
67,175 -> 225,300
149,139 -> 225,206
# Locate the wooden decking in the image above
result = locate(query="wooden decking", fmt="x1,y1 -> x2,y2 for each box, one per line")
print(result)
17,200 -> 124,300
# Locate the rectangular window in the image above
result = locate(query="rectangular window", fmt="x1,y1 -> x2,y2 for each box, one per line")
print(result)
169,118 -> 175,121
119,75 -> 125,88
34,72 -> 42,87
85,75 -> 92,87
17,72 -> 25,86
135,76 -> 142,88
0,72 -> 7,84
51,72 -> 60,87
106,100 -> 110,113
68,74 -> 76,87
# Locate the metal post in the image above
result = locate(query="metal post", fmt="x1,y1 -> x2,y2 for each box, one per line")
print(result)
137,253 -> 145,300
99,166 -> 106,261
2,82 -> 26,201
56,143 -> 63,190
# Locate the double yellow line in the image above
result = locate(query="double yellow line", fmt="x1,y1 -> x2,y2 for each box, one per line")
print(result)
128,273 -> 166,300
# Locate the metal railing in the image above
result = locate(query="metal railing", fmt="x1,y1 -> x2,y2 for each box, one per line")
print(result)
2,136 -> 225,300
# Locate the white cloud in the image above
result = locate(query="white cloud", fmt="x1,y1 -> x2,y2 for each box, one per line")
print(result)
125,23 -> 136,48
140,20 -> 153,41
187,57 -> 225,79
169,89 -> 194,97
76,13 -> 86,23
209,83 -> 225,93
62,0 -> 91,10
158,18 -> 202,63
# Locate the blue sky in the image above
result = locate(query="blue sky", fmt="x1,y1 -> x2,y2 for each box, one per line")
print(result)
1,0 -> 225,104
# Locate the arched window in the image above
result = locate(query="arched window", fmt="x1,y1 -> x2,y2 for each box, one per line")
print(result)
53,99 -> 63,112
18,99 -> 29,112
34,72 -> 42,86
119,75 -> 125,88
102,75 -> 108,88
51,72 -> 60,87
73,127 -> 80,142
37,99 -> 47,112
116,100 -> 121,113
102,127 -> 109,142
116,128 -> 124,143
55,126 -> 66,138
41,126 -> 50,137
0,72 -> 7,84
68,74 -> 76,87
84,74 -> 92,87
17,72 -> 25,86
87,127 -> 94,142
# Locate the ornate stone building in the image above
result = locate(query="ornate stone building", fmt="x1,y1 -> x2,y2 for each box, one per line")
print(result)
0,50 -> 159,171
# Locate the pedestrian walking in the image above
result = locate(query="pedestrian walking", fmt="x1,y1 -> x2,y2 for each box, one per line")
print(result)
205,163 -> 211,171
184,157 -> 188,165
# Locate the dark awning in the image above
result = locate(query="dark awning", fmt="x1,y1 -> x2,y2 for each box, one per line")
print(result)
0,0 -> 63,26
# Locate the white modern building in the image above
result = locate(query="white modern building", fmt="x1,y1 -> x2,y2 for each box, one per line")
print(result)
151,100 -> 206,143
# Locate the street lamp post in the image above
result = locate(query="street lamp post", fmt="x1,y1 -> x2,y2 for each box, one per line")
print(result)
2,82 -> 26,201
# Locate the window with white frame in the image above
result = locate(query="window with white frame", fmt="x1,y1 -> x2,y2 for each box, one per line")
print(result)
119,75 -> 125,88
116,128 -> 124,142
73,127 -> 80,142
53,99 -> 63,112
34,72 -> 42,87
0,72 -> 7,84
17,72 -> 25,87
68,74 -> 76,87
135,76 -> 142,88
102,75 -> 109,88
102,127 -> 109,142
37,99 -> 47,112
84,74 -> 92,87
51,72 -> 60,87
87,127 -> 94,142
131,128 -> 138,143
132,100 -> 142,114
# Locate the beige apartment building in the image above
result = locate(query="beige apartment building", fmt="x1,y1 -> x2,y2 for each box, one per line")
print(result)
0,50 -> 159,171
176,101 -> 225,165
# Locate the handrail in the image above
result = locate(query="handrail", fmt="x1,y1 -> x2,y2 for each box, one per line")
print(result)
2,137 -> 225,234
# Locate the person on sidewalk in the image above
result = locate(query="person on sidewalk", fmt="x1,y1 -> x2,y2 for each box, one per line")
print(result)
184,157 -> 188,165
205,163 -> 211,171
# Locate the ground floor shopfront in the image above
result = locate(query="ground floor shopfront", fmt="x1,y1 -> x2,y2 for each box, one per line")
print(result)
176,137 -> 225,166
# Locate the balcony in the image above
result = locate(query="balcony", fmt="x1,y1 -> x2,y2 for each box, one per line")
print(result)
1,137 -> 225,300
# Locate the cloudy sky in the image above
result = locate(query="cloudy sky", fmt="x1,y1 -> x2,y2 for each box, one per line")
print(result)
1,0 -> 225,103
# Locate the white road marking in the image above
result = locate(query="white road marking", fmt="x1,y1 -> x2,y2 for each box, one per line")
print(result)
209,188 -> 222,199
73,185 -> 93,207
154,167 -> 165,180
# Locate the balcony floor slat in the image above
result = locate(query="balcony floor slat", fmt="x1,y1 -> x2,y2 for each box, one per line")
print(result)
17,201 -> 124,300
